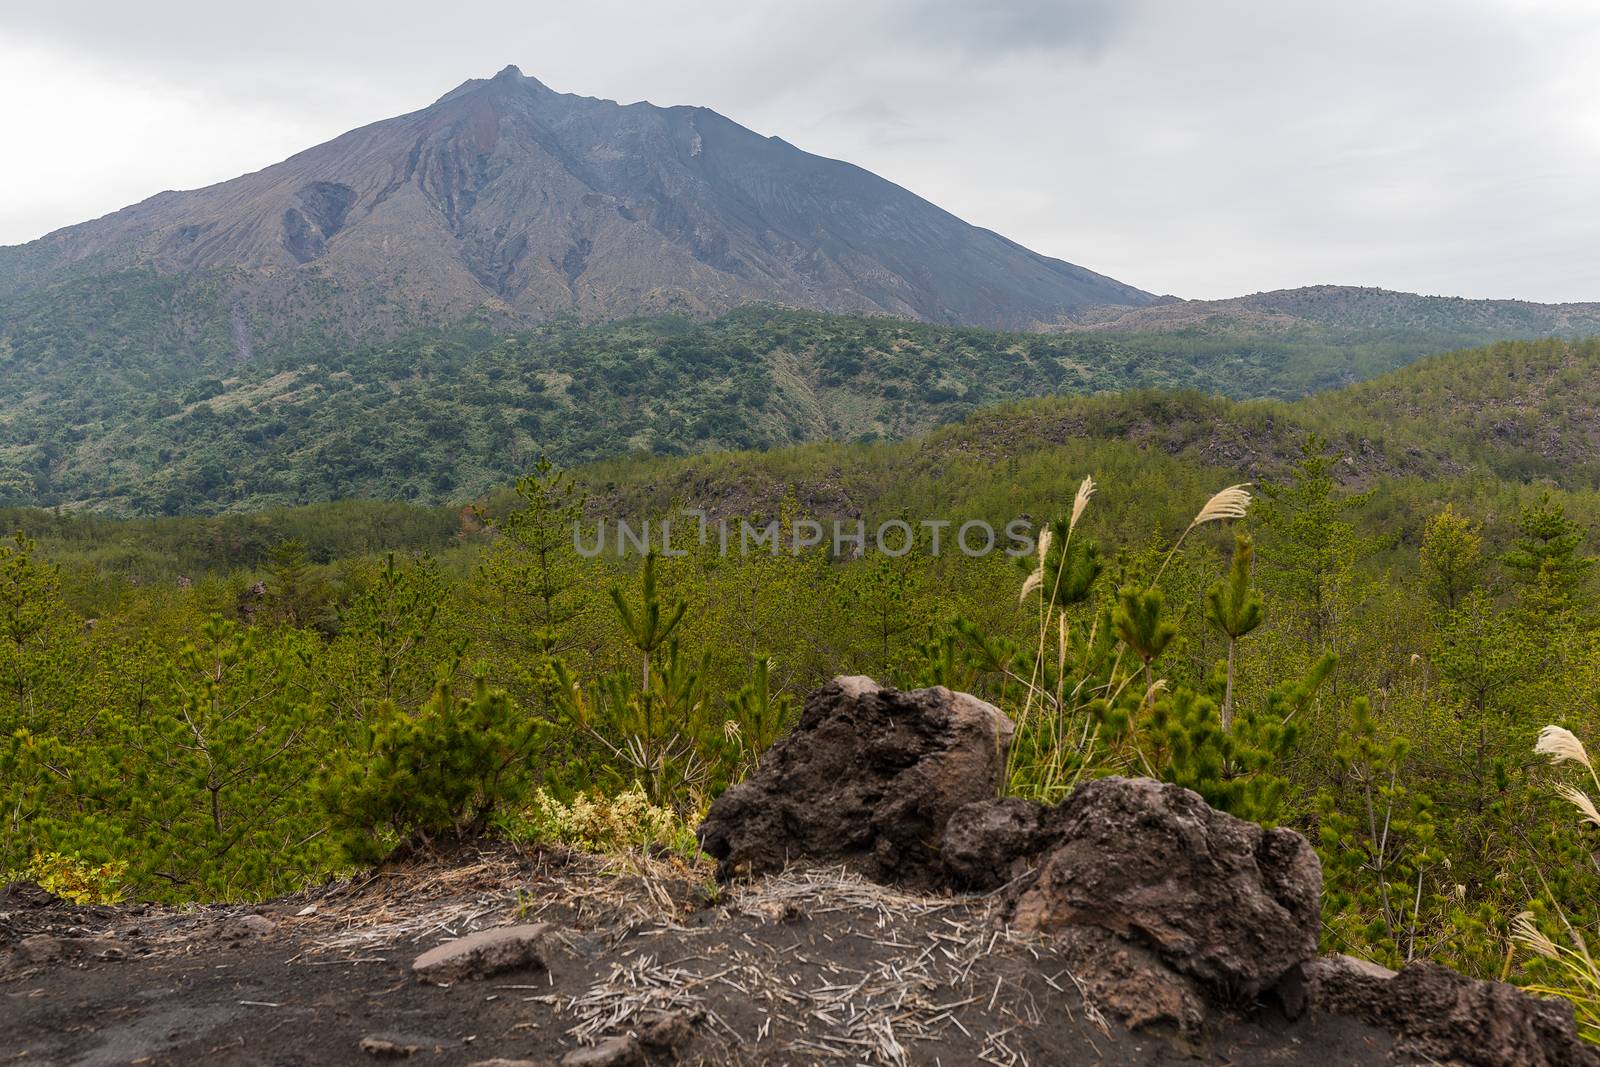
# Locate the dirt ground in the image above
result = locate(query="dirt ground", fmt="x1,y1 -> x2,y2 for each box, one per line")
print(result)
1,846 -> 1414,1066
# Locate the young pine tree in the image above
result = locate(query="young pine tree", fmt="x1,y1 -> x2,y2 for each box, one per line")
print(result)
1419,506 -> 1485,612
1113,585 -> 1177,696
1504,494 -> 1595,617
1205,535 -> 1265,733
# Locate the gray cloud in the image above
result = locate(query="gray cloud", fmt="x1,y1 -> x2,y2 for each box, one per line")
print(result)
888,0 -> 1141,57
1,0 -> 1597,301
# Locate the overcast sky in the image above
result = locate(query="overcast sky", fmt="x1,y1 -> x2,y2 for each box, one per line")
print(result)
2,0 -> 1597,301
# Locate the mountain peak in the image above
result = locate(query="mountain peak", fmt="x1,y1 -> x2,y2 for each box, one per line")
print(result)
0,66 -> 1155,333
433,64 -> 547,105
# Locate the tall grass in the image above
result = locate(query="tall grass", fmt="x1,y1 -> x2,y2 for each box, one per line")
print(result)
1515,725 -> 1600,1040
1003,478 -> 1253,800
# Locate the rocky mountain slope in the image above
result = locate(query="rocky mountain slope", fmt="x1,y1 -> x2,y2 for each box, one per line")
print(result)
0,65 -> 1154,342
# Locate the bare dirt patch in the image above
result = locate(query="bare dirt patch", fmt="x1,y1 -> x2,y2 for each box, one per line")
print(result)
1,846 -> 1403,1066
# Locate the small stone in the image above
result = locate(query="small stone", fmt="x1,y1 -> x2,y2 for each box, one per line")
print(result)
467,1060 -> 540,1067
413,923 -> 551,984
359,1036 -> 421,1059
560,1035 -> 644,1067
235,914 -> 276,936
77,936 -> 124,960
18,934 -> 63,964
636,1009 -> 699,1053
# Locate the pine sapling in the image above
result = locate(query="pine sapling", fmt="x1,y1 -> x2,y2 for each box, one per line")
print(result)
1205,534 -> 1265,733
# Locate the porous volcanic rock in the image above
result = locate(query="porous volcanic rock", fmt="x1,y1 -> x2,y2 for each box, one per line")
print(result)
558,1010 -> 701,1066
1050,925 -> 1209,1036
1005,776 -> 1320,1003
941,796 -> 1070,891
697,676 -> 1014,887
1295,956 -> 1599,1067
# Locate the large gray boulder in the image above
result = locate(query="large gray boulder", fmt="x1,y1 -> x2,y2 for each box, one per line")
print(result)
697,676 -> 1014,887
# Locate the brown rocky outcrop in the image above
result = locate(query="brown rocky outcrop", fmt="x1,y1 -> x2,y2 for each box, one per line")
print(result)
697,676 -> 1014,888
702,676 -> 1600,1062
1002,776 -> 1321,1004
1286,955 -> 1598,1067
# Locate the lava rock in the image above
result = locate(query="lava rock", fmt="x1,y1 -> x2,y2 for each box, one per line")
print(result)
1052,925 -> 1208,1037
1006,776 -> 1320,1003
1301,957 -> 1599,1067
941,796 -> 1070,890
636,1008 -> 701,1056
234,913 -> 276,937
1277,952 -> 1397,1019
412,923 -> 551,984
0,881 -> 60,909
697,676 -> 1014,887
359,1036 -> 421,1059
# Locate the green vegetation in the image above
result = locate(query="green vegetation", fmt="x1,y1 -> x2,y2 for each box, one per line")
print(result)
5,293 -> 1593,515
4,334 -> 1600,1032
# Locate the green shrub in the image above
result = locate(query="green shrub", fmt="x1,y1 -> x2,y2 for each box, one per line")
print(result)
319,676 -> 554,862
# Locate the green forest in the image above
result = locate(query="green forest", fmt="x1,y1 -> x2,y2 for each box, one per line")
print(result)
5,335 -> 1600,1033
1,284 -> 1586,515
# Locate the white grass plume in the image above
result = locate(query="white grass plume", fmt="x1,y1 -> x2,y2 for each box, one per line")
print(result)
1514,911 -> 1562,961
1019,526 -> 1053,602
1538,725 -> 1593,771
1153,483 -> 1254,583
1557,784 -> 1600,830
1535,724 -> 1600,799
1188,484 -> 1253,530
1070,476 -> 1096,533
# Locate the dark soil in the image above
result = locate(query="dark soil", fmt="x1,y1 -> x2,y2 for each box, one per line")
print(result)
2,847 -> 1410,1066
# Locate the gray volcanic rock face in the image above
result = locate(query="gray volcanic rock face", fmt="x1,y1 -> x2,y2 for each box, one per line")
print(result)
0,66 -> 1154,335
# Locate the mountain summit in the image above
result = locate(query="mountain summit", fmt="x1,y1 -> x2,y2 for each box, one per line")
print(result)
0,67 -> 1154,338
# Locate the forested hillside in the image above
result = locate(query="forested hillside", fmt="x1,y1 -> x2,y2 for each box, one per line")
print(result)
3,335 -> 1596,581
4,302 -> 1594,516
1068,283 -> 1600,336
